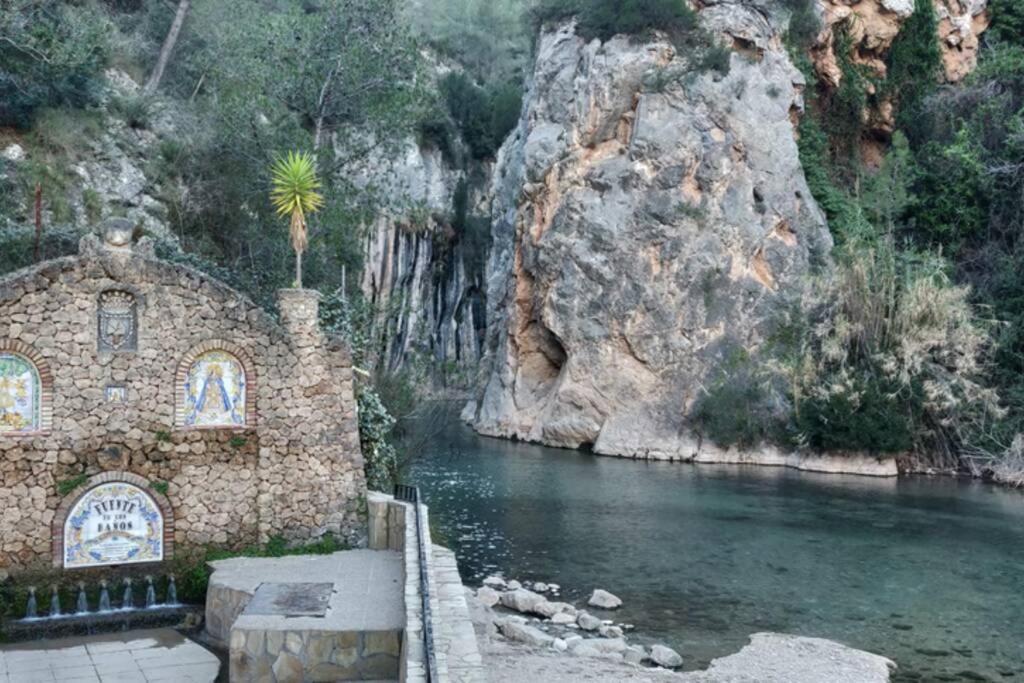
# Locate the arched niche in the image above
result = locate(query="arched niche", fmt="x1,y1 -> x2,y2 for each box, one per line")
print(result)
0,341 -> 52,435
175,341 -> 256,428
53,471 -> 173,569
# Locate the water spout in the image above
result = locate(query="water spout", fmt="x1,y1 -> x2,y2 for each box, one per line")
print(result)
49,585 -> 61,617
145,576 -> 156,608
99,580 -> 111,612
122,578 -> 133,610
167,575 -> 178,605
76,582 -> 89,614
25,586 -> 37,619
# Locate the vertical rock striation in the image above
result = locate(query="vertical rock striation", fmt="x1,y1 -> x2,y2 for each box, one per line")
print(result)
465,17 -> 833,458
354,141 -> 485,373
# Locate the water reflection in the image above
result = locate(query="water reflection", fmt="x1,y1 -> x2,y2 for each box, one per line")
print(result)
411,421 -> 1024,679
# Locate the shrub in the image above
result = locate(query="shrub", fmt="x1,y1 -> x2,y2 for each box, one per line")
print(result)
788,239 -> 999,459
0,224 -> 80,276
795,368 -> 919,453
108,94 -> 154,129
532,0 -> 698,46
884,0 -> 942,140
693,355 -> 790,450
357,385 -> 400,491
785,0 -> 821,49
439,73 -> 521,160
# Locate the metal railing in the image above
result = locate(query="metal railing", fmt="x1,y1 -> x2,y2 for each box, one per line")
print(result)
394,484 -> 440,683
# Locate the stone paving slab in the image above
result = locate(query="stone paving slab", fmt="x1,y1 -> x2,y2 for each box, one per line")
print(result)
0,628 -> 220,683
213,549 -> 404,632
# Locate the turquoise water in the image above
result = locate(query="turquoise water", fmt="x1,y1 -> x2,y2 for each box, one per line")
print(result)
410,422 -> 1024,681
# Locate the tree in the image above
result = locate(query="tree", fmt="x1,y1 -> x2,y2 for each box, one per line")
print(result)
0,1 -> 111,127
145,0 -> 191,95
270,151 -> 324,289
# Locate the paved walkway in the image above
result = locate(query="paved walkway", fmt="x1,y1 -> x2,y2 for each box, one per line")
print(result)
0,628 -> 221,682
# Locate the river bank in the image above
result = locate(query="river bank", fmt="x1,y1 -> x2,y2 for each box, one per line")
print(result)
410,419 -> 1024,681
464,576 -> 896,682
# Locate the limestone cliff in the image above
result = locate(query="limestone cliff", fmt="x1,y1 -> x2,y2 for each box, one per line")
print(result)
464,17 -> 833,458
354,141 -> 485,373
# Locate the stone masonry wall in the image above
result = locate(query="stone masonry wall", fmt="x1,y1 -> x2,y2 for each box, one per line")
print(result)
0,225 -> 366,571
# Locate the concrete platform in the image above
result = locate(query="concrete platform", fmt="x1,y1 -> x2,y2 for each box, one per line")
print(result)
206,550 -> 404,681
0,628 -> 221,682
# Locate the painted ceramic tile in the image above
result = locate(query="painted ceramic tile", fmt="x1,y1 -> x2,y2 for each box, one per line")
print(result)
184,350 -> 246,426
0,353 -> 39,433
64,482 -> 163,568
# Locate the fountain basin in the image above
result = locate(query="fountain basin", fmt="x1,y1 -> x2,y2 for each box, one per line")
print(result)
4,604 -> 202,643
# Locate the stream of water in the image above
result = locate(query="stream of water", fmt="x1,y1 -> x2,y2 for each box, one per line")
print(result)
410,421 -> 1024,681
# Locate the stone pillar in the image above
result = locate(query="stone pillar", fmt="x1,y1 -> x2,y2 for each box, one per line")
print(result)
277,288 -> 321,337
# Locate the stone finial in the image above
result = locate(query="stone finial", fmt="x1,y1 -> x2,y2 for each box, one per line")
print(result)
277,289 -> 321,335
78,218 -> 155,258
102,218 -> 135,251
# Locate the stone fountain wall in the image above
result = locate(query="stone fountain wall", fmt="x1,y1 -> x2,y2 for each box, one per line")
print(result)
0,222 -> 366,572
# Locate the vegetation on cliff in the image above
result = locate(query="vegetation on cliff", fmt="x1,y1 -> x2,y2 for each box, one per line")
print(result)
3,0 -> 1024,482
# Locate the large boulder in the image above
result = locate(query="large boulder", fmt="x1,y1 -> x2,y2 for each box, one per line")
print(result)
500,588 -> 548,615
496,619 -> 555,648
587,589 -> 622,610
467,18 -> 832,460
650,644 -> 684,669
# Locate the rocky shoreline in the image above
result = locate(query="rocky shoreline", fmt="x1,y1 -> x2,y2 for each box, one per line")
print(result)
467,575 -> 897,682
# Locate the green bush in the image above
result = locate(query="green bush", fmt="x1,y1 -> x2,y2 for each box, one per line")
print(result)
532,0 -> 698,46
439,73 -> 521,160
0,225 -> 80,276
0,1 -> 112,128
693,371 -> 783,450
357,385 -> 400,491
108,94 -> 154,129
885,0 -> 942,140
795,370 -> 919,453
785,0 -> 821,49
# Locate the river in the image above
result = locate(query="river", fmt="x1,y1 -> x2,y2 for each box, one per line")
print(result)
409,420 -> 1024,681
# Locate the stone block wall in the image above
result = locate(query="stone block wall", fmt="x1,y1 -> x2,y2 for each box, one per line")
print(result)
0,224 -> 366,571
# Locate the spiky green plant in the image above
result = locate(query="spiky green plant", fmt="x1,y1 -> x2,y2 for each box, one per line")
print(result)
270,151 -> 324,288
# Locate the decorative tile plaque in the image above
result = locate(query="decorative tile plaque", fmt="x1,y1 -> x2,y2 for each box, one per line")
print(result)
63,481 -> 164,568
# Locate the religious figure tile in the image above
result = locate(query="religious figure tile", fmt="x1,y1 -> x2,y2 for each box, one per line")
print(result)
0,353 -> 40,432
183,350 -> 246,427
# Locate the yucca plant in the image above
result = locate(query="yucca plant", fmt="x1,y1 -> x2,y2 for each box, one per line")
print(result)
270,151 -> 324,288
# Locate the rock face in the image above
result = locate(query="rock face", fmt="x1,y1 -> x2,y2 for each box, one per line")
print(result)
466,19 -> 832,459
354,140 -> 486,373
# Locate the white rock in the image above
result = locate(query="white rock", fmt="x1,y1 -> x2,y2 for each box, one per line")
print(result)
588,589 -> 623,610
500,588 -> 547,615
551,612 -> 576,625
588,637 -> 628,654
532,582 -> 549,592
599,625 -> 624,639
497,620 -> 555,648
564,635 -> 583,646
483,576 -> 507,589
650,644 -> 684,669
2,144 -> 25,162
577,612 -> 601,631
476,586 -> 501,608
507,580 -> 522,590
552,638 -> 568,652
548,583 -> 560,591
623,646 -> 646,665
